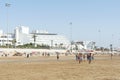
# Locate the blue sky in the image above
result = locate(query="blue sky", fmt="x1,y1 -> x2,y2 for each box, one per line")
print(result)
0,0 -> 120,48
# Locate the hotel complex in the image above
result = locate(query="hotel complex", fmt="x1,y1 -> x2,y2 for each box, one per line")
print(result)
15,26 -> 70,48
0,26 -> 70,48
0,30 -> 13,46
0,26 -> 95,51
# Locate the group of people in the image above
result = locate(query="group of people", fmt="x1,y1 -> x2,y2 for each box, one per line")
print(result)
76,53 -> 94,64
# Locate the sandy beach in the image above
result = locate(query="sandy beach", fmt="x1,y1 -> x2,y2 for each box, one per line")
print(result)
0,55 -> 120,80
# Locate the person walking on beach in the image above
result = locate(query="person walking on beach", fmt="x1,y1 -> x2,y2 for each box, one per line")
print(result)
56,53 -> 59,60
27,53 -> 30,58
78,53 -> 82,64
87,53 -> 92,64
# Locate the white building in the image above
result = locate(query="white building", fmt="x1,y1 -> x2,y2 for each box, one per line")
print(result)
15,26 -> 70,48
67,41 -> 96,52
0,29 -> 13,46
0,26 -> 96,50
15,26 -> 29,45
14,26 -> 96,50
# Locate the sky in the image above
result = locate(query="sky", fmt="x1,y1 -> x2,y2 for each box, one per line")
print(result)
0,0 -> 120,48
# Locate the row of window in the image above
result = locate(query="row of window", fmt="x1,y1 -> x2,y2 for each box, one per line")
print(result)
0,40 -> 13,42
0,36 -> 13,38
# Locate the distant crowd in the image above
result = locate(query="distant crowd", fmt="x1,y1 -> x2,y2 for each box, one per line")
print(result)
75,53 -> 94,64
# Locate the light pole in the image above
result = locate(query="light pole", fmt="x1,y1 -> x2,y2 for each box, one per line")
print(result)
110,44 -> 113,59
69,22 -> 72,52
98,29 -> 101,48
5,3 -> 11,48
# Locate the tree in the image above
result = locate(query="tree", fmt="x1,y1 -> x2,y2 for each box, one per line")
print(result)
12,39 -> 16,48
60,43 -> 63,48
55,43 -> 57,48
32,33 -> 37,47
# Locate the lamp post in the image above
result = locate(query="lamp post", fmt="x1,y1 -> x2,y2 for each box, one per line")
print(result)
110,44 -> 113,59
5,3 -> 11,48
98,29 -> 101,48
69,22 -> 72,53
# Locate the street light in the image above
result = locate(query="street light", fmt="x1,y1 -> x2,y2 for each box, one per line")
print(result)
5,3 -> 11,48
110,44 -> 113,59
98,29 -> 101,48
69,22 -> 72,52
110,44 -> 113,52
69,22 -> 72,41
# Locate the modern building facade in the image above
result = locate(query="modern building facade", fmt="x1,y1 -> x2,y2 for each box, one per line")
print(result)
15,26 -> 71,48
0,26 -> 95,50
0,29 -> 13,46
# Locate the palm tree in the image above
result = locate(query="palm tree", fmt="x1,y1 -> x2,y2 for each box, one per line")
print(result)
55,43 -> 57,48
12,38 -> 16,48
32,33 -> 37,47
60,43 -> 63,48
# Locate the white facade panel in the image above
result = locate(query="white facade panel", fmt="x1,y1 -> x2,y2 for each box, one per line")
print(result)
14,26 -> 70,48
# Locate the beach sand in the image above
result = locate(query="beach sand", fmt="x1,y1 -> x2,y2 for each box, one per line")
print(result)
0,55 -> 120,80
